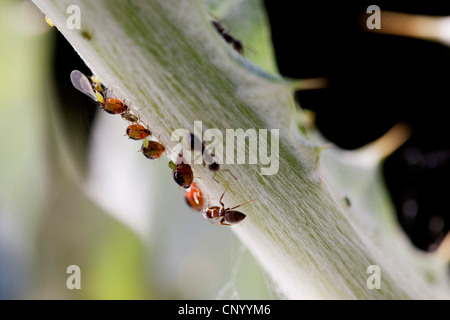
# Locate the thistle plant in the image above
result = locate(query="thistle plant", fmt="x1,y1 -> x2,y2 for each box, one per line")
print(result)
31,0 -> 450,299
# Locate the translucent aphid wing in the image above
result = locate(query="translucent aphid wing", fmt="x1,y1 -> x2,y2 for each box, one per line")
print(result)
70,70 -> 98,101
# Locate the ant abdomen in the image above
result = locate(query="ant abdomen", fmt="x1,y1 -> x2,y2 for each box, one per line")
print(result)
223,211 -> 246,225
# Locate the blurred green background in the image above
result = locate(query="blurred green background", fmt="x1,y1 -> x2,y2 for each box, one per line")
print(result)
0,0 -> 273,299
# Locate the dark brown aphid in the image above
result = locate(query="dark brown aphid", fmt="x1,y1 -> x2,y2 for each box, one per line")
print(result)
232,40 -> 243,55
126,124 -> 151,140
203,183 -> 255,226
169,160 -> 194,189
211,20 -> 244,55
141,139 -> 166,160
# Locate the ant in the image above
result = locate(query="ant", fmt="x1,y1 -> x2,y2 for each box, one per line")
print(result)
207,158 -> 237,183
211,20 -> 244,55
188,133 -> 237,183
203,183 -> 255,226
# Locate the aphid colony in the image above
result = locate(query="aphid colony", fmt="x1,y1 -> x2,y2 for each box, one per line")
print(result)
70,70 -> 254,226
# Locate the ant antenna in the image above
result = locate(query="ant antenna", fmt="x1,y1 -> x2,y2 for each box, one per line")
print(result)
219,182 -> 230,207
229,198 -> 256,211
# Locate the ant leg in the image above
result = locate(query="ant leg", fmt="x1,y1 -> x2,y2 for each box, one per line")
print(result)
221,169 -> 237,181
219,182 -> 230,208
229,198 -> 256,211
219,217 -> 231,226
212,172 -> 220,184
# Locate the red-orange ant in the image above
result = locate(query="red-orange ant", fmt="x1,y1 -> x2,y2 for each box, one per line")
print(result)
203,183 -> 255,226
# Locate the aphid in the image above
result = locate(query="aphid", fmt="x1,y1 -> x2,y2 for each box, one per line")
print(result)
203,183 -> 255,226
232,40 -> 243,55
344,196 -> 351,207
81,30 -> 92,41
211,20 -> 244,55
70,70 -> 129,115
126,124 -> 151,140
169,160 -> 194,189
185,182 -> 205,211
90,75 -> 106,95
45,16 -> 54,27
102,97 -> 128,115
121,110 -> 139,122
70,70 -> 100,102
141,139 -> 166,160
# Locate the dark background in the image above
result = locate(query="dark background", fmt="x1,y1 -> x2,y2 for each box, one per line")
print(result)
54,1 -> 450,252
265,1 -> 450,251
